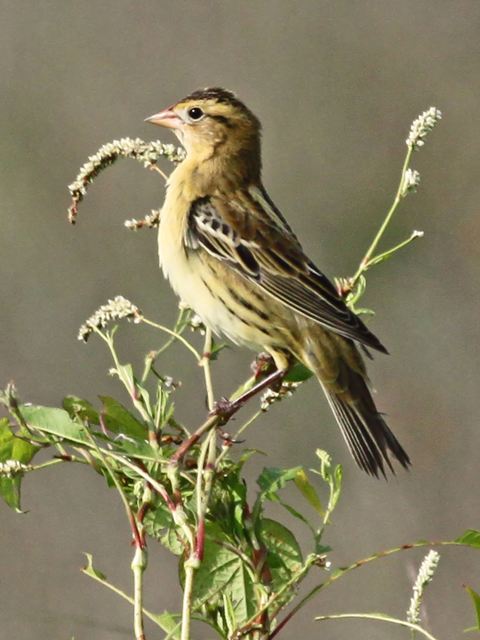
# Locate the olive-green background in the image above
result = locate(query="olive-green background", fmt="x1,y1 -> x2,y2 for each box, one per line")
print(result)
1,2 -> 479,638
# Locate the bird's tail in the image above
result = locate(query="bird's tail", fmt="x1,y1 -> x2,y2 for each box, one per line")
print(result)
300,326 -> 411,477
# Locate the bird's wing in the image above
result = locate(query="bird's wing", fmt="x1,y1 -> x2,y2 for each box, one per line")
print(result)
185,188 -> 387,353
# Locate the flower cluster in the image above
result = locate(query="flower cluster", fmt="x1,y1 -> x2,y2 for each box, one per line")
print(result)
68,138 -> 185,223
0,460 -> 31,478
260,381 -> 301,411
401,168 -> 421,196
78,296 -> 143,341
406,107 -> 442,150
124,209 -> 161,230
406,549 -> 440,624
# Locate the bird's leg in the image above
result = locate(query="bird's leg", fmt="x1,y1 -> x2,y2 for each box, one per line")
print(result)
212,367 -> 286,423
172,367 -> 286,463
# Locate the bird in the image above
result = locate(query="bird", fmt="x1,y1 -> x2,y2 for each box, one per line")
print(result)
145,87 -> 410,477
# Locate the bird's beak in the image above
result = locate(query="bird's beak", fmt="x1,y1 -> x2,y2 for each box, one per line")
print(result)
144,108 -> 182,129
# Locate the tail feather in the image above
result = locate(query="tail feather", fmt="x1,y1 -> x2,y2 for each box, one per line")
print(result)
301,328 -> 411,477
322,384 -> 409,477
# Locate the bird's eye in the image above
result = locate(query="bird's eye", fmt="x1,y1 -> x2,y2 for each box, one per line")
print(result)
187,106 -> 204,121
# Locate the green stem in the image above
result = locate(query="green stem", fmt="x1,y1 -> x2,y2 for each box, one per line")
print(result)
30,458 -> 76,471
140,307 -> 191,383
132,546 -> 148,640
366,229 -> 423,268
201,328 -> 215,411
181,564 -> 195,640
315,612 -> 439,640
142,317 -> 201,361
351,145 -> 413,286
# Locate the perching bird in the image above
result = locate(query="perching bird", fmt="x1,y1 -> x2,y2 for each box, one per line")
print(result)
146,87 -> 410,477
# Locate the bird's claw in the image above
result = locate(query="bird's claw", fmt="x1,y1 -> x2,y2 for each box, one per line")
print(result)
218,429 -> 245,445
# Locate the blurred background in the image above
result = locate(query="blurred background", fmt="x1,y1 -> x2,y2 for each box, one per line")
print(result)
1,2 -> 479,638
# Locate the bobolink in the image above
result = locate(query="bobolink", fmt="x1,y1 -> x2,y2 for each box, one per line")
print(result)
146,87 -> 410,477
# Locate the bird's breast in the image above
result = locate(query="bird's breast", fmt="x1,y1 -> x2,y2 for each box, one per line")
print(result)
157,174 -> 298,355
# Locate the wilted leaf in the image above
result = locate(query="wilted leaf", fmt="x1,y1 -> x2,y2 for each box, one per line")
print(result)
294,468 -> 324,515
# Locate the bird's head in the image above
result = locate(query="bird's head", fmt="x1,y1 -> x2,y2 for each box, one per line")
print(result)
146,88 -> 262,179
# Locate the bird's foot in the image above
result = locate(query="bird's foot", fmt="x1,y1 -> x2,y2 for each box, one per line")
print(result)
210,368 -> 287,424
251,352 -> 275,379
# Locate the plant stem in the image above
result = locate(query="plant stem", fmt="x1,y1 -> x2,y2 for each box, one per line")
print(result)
181,564 -> 195,640
142,317 -> 201,361
315,612 -> 439,640
350,145 -> 413,287
365,229 -> 424,268
201,328 -> 215,411
132,545 -> 148,640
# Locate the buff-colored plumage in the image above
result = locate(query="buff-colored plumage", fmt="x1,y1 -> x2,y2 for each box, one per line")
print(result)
146,87 -> 410,477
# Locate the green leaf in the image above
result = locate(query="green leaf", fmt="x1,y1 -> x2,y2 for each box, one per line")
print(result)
313,449 -> 342,517
148,612 -> 181,639
63,396 -> 99,424
260,518 -> 303,606
209,338 -> 229,361
142,502 -> 173,535
277,498 -> 313,530
0,418 -> 39,510
464,585 -> 480,632
99,396 -> 147,440
191,528 -> 258,625
83,552 -> 107,581
161,527 -> 184,556
222,592 -> 237,637
456,530 -> 480,549
284,362 -> 313,383
294,468 -> 324,515
257,466 -> 302,500
20,405 -> 90,445
109,437 -> 164,462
